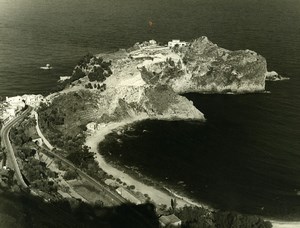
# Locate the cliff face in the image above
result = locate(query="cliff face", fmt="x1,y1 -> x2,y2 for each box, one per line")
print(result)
180,37 -> 267,93
140,37 -> 267,93
41,36 -> 273,136
42,71 -> 203,137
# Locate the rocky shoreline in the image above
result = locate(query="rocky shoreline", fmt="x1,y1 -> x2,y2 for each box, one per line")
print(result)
0,36 -> 292,227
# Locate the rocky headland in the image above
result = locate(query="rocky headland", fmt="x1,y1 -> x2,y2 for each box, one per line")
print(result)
30,36 -> 281,207
140,37 -> 268,93
0,36 -> 289,227
0,36 -> 284,219
40,36 -> 278,137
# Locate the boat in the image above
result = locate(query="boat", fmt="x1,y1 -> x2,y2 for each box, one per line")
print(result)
40,64 -> 53,70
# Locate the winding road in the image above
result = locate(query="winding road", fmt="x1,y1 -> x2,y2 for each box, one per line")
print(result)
0,106 -> 32,188
1,107 -> 126,204
34,111 -> 127,205
0,107 -> 154,226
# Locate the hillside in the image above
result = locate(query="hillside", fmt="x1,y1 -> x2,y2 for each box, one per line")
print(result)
0,36 -> 279,227
0,189 -> 158,228
39,36 -> 274,139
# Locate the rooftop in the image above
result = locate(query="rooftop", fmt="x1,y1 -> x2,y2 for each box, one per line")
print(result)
159,214 -> 181,226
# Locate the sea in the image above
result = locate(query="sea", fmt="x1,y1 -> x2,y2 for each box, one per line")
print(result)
0,0 -> 299,220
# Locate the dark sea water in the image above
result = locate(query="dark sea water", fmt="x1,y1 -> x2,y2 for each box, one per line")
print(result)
1,0 -> 299,219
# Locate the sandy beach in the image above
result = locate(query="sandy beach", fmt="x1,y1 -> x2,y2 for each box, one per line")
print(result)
85,117 -> 300,227
271,221 -> 300,228
85,116 -> 208,209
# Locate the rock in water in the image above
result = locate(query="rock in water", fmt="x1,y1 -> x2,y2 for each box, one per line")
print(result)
265,71 -> 289,81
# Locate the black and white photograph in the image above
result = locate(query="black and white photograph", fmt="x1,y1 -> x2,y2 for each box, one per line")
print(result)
0,0 -> 299,227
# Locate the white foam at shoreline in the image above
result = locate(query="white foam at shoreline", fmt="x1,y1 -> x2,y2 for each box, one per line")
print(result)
85,117 -> 300,226
85,116 -> 207,208
271,220 -> 300,228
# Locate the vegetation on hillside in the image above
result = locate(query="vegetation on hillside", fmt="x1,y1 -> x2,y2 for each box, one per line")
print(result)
37,93 -> 110,182
10,117 -> 59,195
0,188 -> 159,228
140,58 -> 184,85
38,90 -> 98,137
56,53 -> 112,92
175,206 -> 272,228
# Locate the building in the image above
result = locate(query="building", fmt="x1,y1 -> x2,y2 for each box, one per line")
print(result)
5,96 -> 23,104
22,94 -> 44,107
159,214 -> 182,227
168,39 -> 187,48
5,96 -> 25,109
6,94 -> 44,108
116,187 -> 142,204
32,138 -> 43,146
86,122 -> 97,132
149,40 -> 157,45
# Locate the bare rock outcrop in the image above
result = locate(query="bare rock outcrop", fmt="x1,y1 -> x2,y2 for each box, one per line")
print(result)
41,36 -> 277,137
140,36 -> 268,93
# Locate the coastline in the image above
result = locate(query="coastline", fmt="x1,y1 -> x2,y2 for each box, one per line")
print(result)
2,93 -> 299,227
271,221 -> 300,228
85,115 -> 208,209
85,115 -> 300,227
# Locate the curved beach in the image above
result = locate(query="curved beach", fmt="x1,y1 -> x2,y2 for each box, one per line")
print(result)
85,117 -> 208,209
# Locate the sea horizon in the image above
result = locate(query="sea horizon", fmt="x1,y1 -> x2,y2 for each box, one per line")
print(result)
0,0 -> 299,223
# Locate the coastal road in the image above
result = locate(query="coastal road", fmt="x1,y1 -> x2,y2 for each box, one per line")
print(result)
40,145 -> 127,206
39,147 -> 156,227
0,106 -> 33,188
34,111 -> 126,205
34,112 -> 156,226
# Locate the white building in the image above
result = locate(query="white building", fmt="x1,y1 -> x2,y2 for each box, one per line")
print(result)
159,214 -> 182,227
5,94 -> 43,108
168,39 -> 187,48
5,96 -> 24,107
149,39 -> 157,45
32,138 -> 43,146
86,122 -> 97,132
21,94 -> 44,107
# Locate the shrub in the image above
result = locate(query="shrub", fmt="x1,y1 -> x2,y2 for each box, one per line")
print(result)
85,83 -> 93,89
93,57 -> 103,65
63,169 -> 78,180
78,53 -> 93,68
129,185 -> 135,190
88,67 -> 105,82
71,67 -> 85,82
213,211 -> 272,228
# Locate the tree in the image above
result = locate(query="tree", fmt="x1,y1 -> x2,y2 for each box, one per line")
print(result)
171,198 -> 177,213
213,211 -> 272,228
63,169 -> 78,180
78,53 -> 93,68
88,67 -> 105,82
0,147 -> 5,160
85,83 -> 93,89
71,67 -> 85,82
